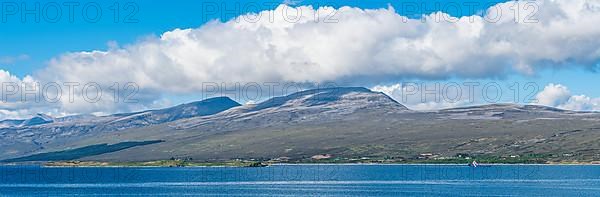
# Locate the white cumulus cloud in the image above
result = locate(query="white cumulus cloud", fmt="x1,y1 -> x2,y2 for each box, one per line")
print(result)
41,1 -> 600,89
3,0 -> 600,117
534,83 -> 600,111
535,83 -> 571,106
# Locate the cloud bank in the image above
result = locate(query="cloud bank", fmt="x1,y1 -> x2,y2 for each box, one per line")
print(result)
41,0 -> 600,86
535,83 -> 600,111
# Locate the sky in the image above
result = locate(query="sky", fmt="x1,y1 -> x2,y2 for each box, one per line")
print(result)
2,0 -> 507,77
1,0 -> 600,119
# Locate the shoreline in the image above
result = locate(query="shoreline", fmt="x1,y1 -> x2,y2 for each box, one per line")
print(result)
273,162 -> 600,166
2,160 -> 599,168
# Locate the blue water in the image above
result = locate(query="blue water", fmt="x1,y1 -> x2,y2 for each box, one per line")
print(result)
0,164 -> 599,196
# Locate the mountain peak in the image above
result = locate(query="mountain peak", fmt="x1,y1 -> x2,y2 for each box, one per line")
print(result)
172,87 -> 410,130
20,113 -> 54,127
246,86 -> 408,112
186,96 -> 240,108
104,96 -> 241,128
35,113 -> 54,120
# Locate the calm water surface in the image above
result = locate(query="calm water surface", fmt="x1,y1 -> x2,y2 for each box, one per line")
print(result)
0,164 -> 599,196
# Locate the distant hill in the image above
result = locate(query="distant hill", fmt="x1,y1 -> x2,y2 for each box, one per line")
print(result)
0,97 -> 240,160
2,87 -> 600,163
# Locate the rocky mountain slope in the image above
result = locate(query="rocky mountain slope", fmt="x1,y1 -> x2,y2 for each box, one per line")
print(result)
0,97 -> 240,159
2,87 -> 600,163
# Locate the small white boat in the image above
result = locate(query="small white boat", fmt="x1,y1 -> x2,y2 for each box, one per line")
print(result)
468,160 -> 478,167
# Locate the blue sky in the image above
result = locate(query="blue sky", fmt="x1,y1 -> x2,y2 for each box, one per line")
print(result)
1,0 -> 600,117
2,0 -> 595,91
2,0 -> 506,77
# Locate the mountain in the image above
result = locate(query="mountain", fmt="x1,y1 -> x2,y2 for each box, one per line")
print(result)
2,87 -> 600,163
173,87 -> 409,130
247,87 -> 406,112
0,114 -> 55,128
0,119 -> 25,128
20,113 -> 54,127
97,96 -> 241,131
0,97 -> 241,160
436,103 -> 590,120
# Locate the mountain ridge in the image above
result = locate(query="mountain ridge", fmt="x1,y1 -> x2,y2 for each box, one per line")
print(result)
0,87 -> 588,125
0,96 -> 242,160
1,87 -> 599,163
